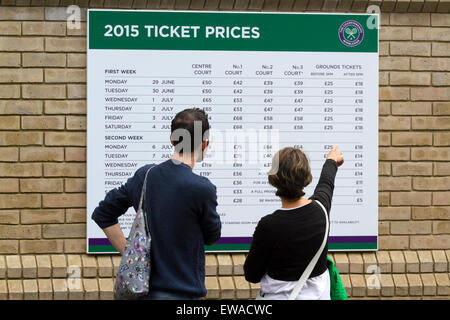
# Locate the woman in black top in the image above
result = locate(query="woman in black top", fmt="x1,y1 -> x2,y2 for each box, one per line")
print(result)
244,145 -> 344,300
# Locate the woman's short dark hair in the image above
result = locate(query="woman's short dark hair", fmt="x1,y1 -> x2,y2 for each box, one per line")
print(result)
171,108 -> 210,154
268,147 -> 312,200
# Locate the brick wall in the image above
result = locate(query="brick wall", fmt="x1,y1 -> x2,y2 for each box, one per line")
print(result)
0,1 -> 448,300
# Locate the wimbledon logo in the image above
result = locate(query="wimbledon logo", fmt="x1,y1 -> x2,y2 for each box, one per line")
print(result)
338,20 -> 364,47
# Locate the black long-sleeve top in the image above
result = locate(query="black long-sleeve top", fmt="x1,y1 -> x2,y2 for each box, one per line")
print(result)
244,159 -> 338,283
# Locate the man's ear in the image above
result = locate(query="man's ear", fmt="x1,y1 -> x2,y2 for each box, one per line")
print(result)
170,134 -> 175,146
201,139 -> 209,151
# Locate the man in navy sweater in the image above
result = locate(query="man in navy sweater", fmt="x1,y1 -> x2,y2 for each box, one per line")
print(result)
91,108 -> 222,300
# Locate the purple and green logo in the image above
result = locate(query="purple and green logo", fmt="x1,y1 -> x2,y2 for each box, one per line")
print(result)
338,20 -> 364,47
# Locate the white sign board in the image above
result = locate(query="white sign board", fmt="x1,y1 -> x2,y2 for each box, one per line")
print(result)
87,10 -> 379,253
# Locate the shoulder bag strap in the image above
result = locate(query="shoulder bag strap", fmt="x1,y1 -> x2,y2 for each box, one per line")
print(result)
288,199 -> 329,300
138,165 -> 154,237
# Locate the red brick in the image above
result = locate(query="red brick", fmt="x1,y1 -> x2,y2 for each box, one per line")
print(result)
0,225 -> 41,239
0,100 -> 42,115
0,7 -> 44,20
67,54 -> 86,68
64,239 -> 86,253
0,147 -> 18,161
411,58 -> 449,71
391,102 -> 432,115
0,21 -> 21,35
379,192 -> 390,206
21,209 -> 64,224
379,102 -> 391,115
390,42 -> 430,56
411,147 -> 449,160
45,69 -> 86,83
0,194 -> 41,209
0,53 -> 20,67
43,163 -> 85,177
390,13 -> 430,26
0,37 -> 43,52
66,116 -> 86,130
433,192 -> 450,205
379,132 -> 391,146
379,221 -> 390,235
391,221 -> 432,235
392,132 -> 432,146
20,240 -> 63,254
20,147 -> 64,162
379,177 -> 411,191
0,240 -> 19,254
413,27 -> 450,41
392,162 -> 433,176
391,192 -> 432,206
43,224 -> 85,238
22,85 -> 65,99
379,236 -> 409,250
380,27 -> 411,40
431,14 -> 450,27
0,132 -> 42,146
379,162 -> 391,176
44,100 -> 86,115
0,210 -> 19,224
410,235 -> 450,249
433,221 -> 450,234
22,53 -> 66,67
0,69 -> 42,83
65,147 -> 86,162
412,207 -> 450,220
390,72 -> 431,85
413,177 -> 450,191
432,43 -> 449,57
22,22 -> 65,36
20,178 -> 63,193
64,178 -> 86,192
411,88 -> 450,101
379,87 -> 410,101
432,72 -> 450,86
379,57 -> 410,70
379,207 -> 411,221
45,132 -> 86,146
42,194 -> 86,208
379,147 -> 410,161
0,179 -> 19,193
45,38 -> 86,52
433,102 -> 450,115
379,116 -> 411,130
434,162 -> 450,175
0,163 -> 42,177
67,85 -> 86,99
434,133 -> 450,147
0,85 -> 19,98
66,209 -> 85,223
21,116 -> 65,130
412,116 -> 450,130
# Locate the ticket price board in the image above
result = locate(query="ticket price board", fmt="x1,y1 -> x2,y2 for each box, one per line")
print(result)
87,10 -> 379,253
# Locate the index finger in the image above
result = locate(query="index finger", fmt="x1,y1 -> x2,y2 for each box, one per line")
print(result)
331,145 -> 338,151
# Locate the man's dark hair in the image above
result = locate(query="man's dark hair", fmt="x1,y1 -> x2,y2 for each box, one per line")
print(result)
171,108 -> 210,154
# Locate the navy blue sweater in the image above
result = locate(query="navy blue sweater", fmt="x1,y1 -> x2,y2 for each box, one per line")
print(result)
91,159 -> 222,297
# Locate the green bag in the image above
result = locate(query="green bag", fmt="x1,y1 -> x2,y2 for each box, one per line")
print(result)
327,256 -> 348,300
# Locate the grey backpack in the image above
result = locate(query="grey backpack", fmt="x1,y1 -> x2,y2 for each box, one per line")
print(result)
114,166 -> 153,300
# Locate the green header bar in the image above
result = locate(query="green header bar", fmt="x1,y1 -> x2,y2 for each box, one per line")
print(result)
88,10 -> 378,52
